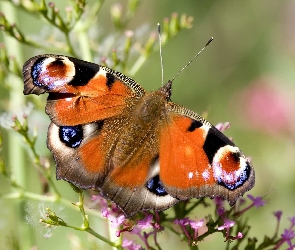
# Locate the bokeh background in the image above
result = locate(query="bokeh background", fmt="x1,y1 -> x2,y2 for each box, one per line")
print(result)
0,0 -> 295,249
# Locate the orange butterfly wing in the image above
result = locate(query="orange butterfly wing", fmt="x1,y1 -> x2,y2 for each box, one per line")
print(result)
159,103 -> 255,205
23,54 -> 145,195
23,54 -> 145,126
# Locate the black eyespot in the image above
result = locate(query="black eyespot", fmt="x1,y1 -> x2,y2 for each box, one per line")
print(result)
187,119 -> 202,132
146,175 -> 167,196
59,125 -> 83,148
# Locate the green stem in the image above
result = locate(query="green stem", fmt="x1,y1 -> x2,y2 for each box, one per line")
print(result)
17,123 -> 61,197
77,191 -> 89,227
1,190 -> 101,218
85,227 -> 120,247
65,32 -> 78,57
1,2 -> 33,249
75,23 -> 92,61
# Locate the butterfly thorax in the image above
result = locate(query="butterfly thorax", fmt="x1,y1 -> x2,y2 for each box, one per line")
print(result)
112,90 -> 167,168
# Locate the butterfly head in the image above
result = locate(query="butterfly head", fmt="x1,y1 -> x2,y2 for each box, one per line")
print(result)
159,80 -> 172,101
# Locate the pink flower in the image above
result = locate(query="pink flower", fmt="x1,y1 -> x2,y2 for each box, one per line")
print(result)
247,194 -> 266,208
122,239 -> 142,250
273,211 -> 283,222
92,195 -> 108,209
281,229 -> 295,248
289,217 -> 295,228
108,214 -> 126,228
190,219 -> 204,230
218,219 -> 235,231
174,218 -> 193,244
215,122 -> 230,132
137,214 -> 153,229
234,79 -> 295,134
102,208 -> 111,218
218,219 -> 241,242
237,232 -> 243,239
190,219 -> 205,240
174,217 -> 191,226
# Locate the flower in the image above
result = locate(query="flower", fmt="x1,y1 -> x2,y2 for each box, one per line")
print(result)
137,214 -> 153,229
234,79 -> 295,134
215,122 -> 230,132
101,208 -> 111,218
217,219 -> 243,242
247,194 -> 266,208
174,217 -> 193,244
108,214 -> 126,228
281,229 -> 295,248
237,232 -> 243,239
289,217 -> 295,228
273,211 -> 283,222
190,219 -> 204,230
218,219 -> 235,231
122,239 -> 142,250
174,217 -> 191,226
190,219 -> 204,240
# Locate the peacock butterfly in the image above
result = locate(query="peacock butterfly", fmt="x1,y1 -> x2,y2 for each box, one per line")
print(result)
22,52 -> 255,217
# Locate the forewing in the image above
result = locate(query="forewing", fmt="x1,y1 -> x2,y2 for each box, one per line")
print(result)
23,54 -> 146,126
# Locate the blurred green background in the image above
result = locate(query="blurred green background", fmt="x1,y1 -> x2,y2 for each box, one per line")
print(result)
1,0 -> 295,249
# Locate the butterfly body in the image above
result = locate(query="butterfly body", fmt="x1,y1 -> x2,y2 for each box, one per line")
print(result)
23,54 -> 255,217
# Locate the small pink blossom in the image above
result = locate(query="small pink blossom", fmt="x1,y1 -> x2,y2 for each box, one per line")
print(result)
174,217 -> 191,226
218,219 -> 238,242
218,219 -> 235,231
108,214 -> 126,228
122,239 -> 142,250
190,219 -> 205,240
234,79 -> 295,134
137,214 -> 153,229
275,228 -> 295,249
101,208 -> 111,218
289,217 -> 295,228
92,195 -> 108,208
190,219 -> 204,230
273,211 -> 283,222
215,122 -> 230,132
247,194 -> 266,208
237,232 -> 243,239
281,229 -> 295,248
174,217 -> 193,244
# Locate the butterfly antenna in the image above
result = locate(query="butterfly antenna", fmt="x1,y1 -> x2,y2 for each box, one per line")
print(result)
158,23 -> 164,86
170,37 -> 213,83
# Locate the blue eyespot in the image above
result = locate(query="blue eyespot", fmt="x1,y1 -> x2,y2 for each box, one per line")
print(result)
59,125 -> 83,148
146,175 -> 167,196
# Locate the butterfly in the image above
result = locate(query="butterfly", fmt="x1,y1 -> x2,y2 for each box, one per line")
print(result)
22,54 -> 255,217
